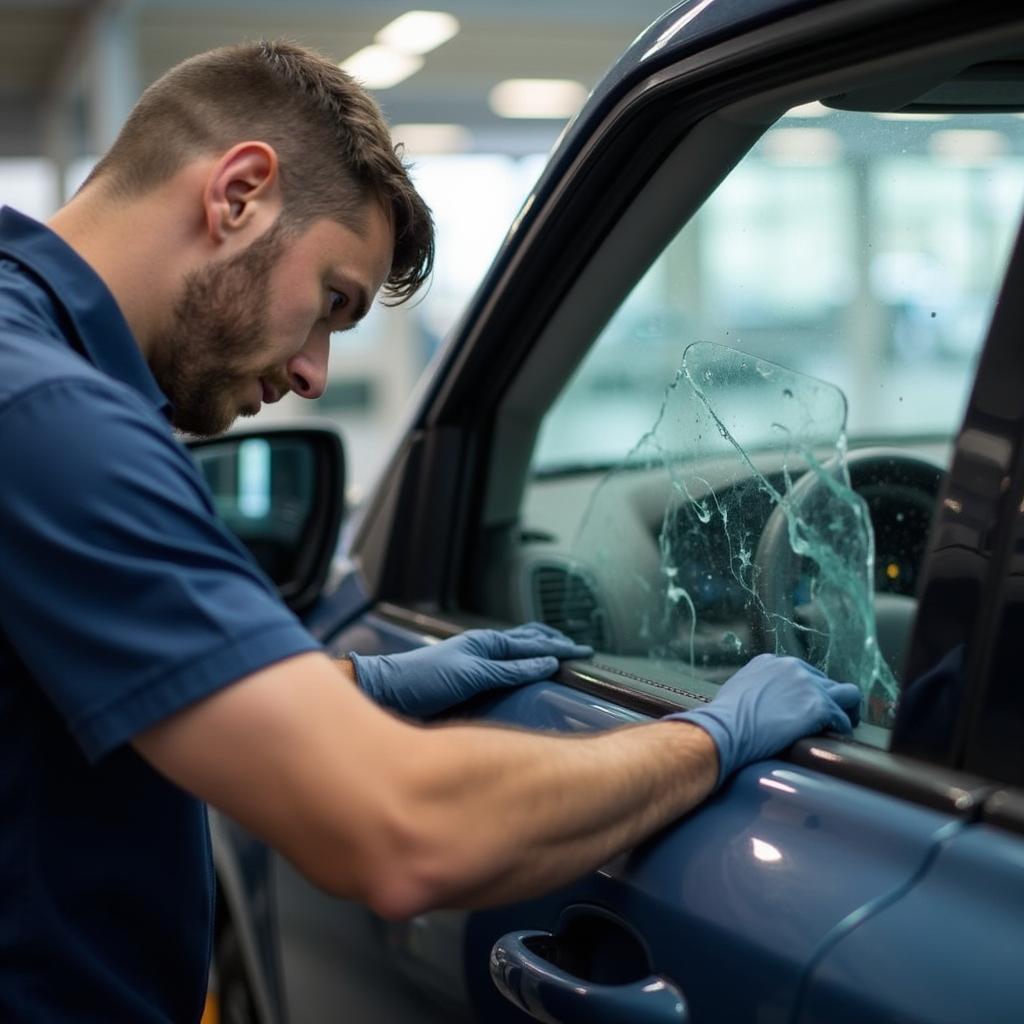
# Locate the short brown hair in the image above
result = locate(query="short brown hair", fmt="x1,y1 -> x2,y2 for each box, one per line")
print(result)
86,40 -> 433,303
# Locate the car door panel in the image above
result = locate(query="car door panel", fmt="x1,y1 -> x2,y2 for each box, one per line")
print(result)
272,857 -> 473,1024
468,703 -> 961,1022
795,823 -> 1024,1024
307,613 -> 960,1024
210,815 -> 287,1024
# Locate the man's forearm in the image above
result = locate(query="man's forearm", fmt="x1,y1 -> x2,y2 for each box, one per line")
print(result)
137,649 -> 855,921
137,651 -> 715,919
330,654 -> 716,913
363,718 -> 718,916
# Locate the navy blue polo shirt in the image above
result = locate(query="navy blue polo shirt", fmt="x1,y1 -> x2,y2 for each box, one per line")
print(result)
0,207 -> 322,1021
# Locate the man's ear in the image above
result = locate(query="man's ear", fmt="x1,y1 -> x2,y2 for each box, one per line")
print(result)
203,142 -> 282,244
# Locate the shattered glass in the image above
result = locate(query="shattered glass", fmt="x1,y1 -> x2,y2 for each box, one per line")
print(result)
565,342 -> 898,724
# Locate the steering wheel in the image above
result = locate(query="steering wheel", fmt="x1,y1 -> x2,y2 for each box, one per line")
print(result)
751,449 -> 943,667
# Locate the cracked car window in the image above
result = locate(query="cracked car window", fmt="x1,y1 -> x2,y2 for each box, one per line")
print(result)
502,106 -> 1024,744
564,341 -> 898,724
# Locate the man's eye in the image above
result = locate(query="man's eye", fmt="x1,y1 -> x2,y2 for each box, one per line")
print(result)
328,290 -> 348,314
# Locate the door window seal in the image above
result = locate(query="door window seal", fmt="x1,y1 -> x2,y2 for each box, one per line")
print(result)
371,601 -> 999,822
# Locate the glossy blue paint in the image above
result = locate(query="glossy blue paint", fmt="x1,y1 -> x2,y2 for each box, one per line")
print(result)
463,679 -> 961,1022
477,678 -> 644,731
490,929 -> 688,1024
324,610 -> 437,661
300,562 -> 371,642
796,823 -> 1024,1024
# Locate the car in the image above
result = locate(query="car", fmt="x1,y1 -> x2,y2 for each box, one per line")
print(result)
191,0 -> 1024,1020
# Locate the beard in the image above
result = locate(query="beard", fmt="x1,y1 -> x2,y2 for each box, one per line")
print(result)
149,219 -> 293,438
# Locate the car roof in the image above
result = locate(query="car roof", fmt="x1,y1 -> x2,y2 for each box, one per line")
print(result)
543,0 -> 824,182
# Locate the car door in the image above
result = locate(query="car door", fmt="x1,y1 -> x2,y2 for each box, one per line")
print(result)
260,2 -> 1024,1022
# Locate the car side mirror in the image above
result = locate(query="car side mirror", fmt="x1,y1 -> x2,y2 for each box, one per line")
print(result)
188,424 -> 345,614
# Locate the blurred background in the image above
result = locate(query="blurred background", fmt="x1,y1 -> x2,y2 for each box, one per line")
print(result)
2,2 -> 1022,498
0,0 -> 671,496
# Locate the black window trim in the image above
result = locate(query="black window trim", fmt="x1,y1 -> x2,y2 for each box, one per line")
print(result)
899,211 -> 1024,786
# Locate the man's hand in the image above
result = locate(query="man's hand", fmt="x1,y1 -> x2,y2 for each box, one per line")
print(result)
666,653 -> 862,788
349,622 -> 593,718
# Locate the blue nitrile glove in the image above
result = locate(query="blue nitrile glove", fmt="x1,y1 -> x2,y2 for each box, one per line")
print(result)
666,653 -> 862,789
350,622 -> 593,718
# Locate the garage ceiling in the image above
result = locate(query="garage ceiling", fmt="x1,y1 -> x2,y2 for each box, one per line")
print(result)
0,0 -> 675,157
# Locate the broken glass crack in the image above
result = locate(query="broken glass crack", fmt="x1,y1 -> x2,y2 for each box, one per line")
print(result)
563,341 -> 898,725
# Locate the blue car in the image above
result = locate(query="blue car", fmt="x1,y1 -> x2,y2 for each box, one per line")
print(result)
192,0 -> 1024,1020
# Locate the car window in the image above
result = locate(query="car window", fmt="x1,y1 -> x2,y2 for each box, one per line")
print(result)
492,105 -> 1024,745
534,109 -> 1023,470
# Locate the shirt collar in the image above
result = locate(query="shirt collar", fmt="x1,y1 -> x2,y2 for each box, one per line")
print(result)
0,206 -> 173,421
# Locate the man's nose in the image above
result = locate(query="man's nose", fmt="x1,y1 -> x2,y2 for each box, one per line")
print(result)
287,332 -> 329,400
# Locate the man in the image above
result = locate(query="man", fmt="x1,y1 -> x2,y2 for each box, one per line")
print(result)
0,41 -> 860,1022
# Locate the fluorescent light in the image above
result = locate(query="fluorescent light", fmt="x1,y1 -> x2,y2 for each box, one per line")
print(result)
784,101 -> 831,118
376,10 -> 459,55
929,129 -> 1008,164
339,45 -> 424,89
490,79 -> 587,119
392,123 -> 471,154
761,127 -> 843,165
873,111 -> 951,122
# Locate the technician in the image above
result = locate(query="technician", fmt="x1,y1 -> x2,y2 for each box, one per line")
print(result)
0,40 -> 860,1022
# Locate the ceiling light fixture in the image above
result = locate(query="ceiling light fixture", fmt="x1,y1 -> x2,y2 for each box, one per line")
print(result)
784,101 -> 831,118
376,10 -> 460,55
761,127 -> 843,165
489,79 -> 588,119
873,111 -> 952,122
392,123 -> 472,154
929,129 -> 1008,164
339,45 -> 424,90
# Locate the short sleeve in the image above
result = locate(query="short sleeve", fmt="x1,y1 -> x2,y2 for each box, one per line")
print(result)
0,376 -> 322,761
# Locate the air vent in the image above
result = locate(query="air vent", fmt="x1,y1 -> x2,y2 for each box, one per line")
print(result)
532,564 -> 608,650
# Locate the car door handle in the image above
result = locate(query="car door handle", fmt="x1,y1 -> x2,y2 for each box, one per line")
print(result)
490,929 -> 689,1024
